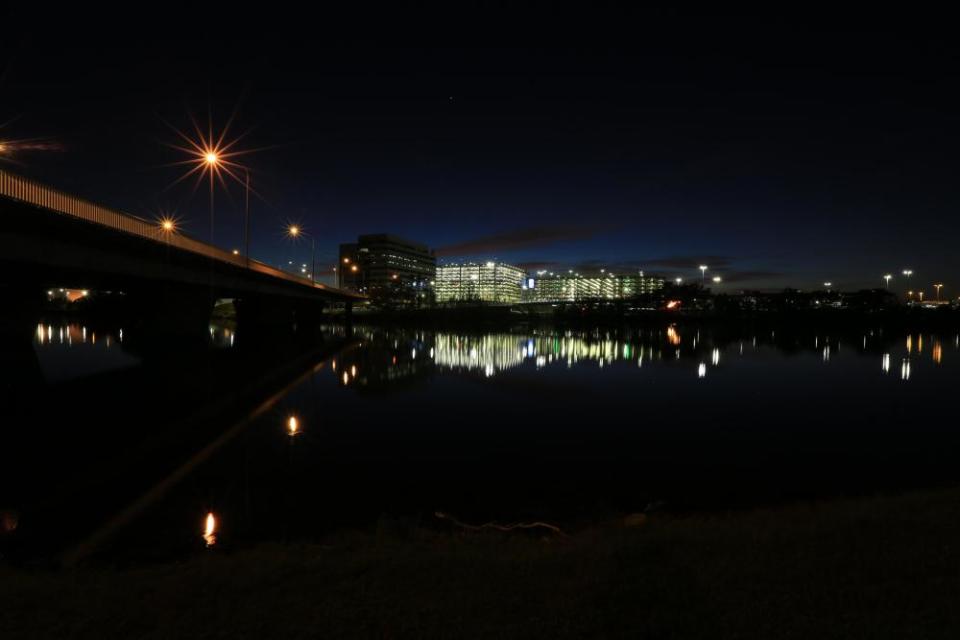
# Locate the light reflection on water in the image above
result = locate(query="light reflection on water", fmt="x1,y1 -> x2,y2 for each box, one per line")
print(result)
331,326 -> 958,386
11,322 -> 960,561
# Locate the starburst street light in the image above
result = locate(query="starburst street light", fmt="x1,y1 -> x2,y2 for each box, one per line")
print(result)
286,224 -> 316,284
164,114 -> 258,249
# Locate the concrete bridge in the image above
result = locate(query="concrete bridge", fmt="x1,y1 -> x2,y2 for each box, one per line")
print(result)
0,169 -> 363,341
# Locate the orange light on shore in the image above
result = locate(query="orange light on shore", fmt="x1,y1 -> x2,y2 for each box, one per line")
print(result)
203,512 -> 217,547
287,415 -> 300,436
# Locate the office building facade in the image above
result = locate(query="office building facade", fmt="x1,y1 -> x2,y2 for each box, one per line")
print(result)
521,273 -> 664,303
339,234 -> 436,304
435,262 -> 526,304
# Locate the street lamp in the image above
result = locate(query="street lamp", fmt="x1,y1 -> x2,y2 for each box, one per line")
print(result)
675,277 -> 683,285
902,269 -> 913,298
203,153 -> 220,244
699,265 -> 708,283
712,276 -> 722,284
935,283 -> 943,302
286,224 -> 316,284
884,274 -> 892,289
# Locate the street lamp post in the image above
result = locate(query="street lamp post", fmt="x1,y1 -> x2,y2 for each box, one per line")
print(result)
244,168 -> 251,268
902,269 -> 913,300
204,152 -> 219,244
286,225 -> 316,284
699,265 -> 708,284
935,283 -> 943,302
884,274 -> 892,289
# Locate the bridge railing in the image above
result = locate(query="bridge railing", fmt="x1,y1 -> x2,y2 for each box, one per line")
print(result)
0,169 -> 347,295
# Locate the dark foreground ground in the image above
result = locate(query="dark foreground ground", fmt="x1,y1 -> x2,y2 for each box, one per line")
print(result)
4,487 -> 960,639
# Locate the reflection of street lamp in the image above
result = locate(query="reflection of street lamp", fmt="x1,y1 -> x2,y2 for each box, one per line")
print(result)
286,225 -> 316,284
287,415 -> 300,437
935,283 -> 943,302
884,274 -> 892,289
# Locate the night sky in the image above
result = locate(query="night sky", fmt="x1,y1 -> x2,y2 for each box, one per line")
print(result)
2,10 -> 958,291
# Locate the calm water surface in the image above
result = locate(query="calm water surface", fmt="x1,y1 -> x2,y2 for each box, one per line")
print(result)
2,318 -> 959,562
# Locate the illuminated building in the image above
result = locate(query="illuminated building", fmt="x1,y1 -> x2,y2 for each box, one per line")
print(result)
521,273 -> 664,303
435,262 -> 525,303
339,234 -> 436,303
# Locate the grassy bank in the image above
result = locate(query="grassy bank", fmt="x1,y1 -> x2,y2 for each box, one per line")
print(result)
5,487 -> 960,638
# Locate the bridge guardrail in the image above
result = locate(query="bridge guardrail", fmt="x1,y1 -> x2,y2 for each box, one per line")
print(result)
0,169 -> 354,296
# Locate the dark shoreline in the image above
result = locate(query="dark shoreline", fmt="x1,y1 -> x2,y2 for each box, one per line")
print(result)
5,484 -> 960,639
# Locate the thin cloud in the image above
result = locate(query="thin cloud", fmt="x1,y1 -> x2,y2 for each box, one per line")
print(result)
435,225 -> 608,257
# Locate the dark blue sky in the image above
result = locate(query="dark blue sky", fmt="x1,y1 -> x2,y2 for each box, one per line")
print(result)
2,10 -> 958,291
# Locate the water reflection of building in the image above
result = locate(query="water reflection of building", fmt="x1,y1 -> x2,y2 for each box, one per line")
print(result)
431,332 -> 669,376
337,326 -> 958,385
435,262 -> 525,304
521,273 -> 664,303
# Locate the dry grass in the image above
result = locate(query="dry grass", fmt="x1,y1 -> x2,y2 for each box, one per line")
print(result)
4,487 -> 960,638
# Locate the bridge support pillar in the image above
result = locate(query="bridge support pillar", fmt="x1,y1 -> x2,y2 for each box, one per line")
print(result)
234,296 -> 297,333
123,287 -> 213,350
0,286 -> 46,396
